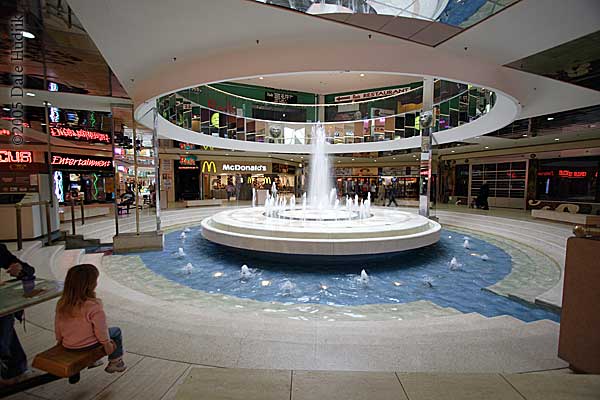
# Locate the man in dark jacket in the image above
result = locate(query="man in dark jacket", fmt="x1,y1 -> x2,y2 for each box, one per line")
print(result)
476,181 -> 490,210
0,244 -> 35,385
387,185 -> 399,207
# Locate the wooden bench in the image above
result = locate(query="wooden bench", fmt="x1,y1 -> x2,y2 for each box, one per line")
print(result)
32,344 -> 107,382
185,199 -> 224,207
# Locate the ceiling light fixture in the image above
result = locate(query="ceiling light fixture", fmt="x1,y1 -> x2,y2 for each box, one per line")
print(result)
2,107 -> 10,111
26,92 -> 35,97
547,117 -> 554,121
485,146 -> 489,149
555,138 -> 560,141
259,76 -> 264,80
359,73 -> 365,77
21,31 -> 35,39
451,150 -> 455,153
522,134 -> 528,137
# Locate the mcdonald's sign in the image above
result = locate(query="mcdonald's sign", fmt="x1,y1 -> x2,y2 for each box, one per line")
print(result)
264,176 -> 272,184
201,161 -> 217,173
247,177 -> 253,183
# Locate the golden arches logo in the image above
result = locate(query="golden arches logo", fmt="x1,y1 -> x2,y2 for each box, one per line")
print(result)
247,177 -> 253,183
201,161 -> 216,173
264,177 -> 272,184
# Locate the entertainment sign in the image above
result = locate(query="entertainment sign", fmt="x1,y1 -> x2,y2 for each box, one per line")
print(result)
50,126 -> 111,143
51,153 -> 113,170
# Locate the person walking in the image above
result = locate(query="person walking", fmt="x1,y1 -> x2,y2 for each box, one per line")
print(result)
476,181 -> 490,210
387,185 -> 398,207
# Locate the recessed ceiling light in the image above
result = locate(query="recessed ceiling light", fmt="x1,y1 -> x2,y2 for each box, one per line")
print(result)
2,107 -> 10,111
300,156 -> 304,159
485,146 -> 489,149
337,160 -> 340,163
392,157 -> 396,160
259,76 -> 264,80
21,31 -> 35,39
225,153 -> 229,156
413,155 -> 417,157
451,150 -> 455,153
374,159 -> 377,162
351,158 -> 355,161
555,138 -> 560,141
26,92 -> 35,97
360,73 -> 365,77
522,134 -> 528,137
475,136 -> 480,139
547,117 -> 554,121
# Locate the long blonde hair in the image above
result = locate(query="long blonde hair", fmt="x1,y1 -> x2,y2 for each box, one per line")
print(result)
57,264 -> 99,316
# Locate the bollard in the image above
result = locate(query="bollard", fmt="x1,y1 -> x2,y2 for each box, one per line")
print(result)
15,204 -> 23,250
80,198 -> 85,225
45,201 -> 52,245
70,199 -> 76,235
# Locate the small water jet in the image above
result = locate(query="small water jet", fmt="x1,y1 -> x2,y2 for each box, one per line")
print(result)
182,262 -> 194,274
240,264 -> 252,279
359,269 -> 369,285
180,232 -> 187,240
177,247 -> 186,258
481,254 -> 489,261
449,257 -> 461,270
463,239 -> 470,249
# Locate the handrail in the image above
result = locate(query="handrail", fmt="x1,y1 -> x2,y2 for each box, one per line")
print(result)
2,201 -> 54,250
204,81 -> 429,108
171,86 -> 477,126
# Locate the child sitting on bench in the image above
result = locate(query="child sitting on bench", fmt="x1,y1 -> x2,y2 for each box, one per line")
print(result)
54,264 -> 126,374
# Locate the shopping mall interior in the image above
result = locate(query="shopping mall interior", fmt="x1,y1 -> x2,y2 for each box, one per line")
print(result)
1,0 -> 599,399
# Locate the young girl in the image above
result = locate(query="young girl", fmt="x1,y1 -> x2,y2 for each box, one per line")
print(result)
54,264 -> 126,373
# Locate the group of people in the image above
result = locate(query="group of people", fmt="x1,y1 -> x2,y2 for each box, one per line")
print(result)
1,244 -> 126,387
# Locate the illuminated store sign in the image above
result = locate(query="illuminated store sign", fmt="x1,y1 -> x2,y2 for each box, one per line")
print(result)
558,169 -> 587,178
265,92 -> 297,104
50,127 -> 110,143
200,161 -> 271,174
222,164 -> 267,172
179,156 -> 198,170
201,161 -> 216,173
0,150 -> 32,163
334,87 -> 411,103
51,153 -> 112,170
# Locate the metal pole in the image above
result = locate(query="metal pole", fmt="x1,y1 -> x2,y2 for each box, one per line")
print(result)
15,204 -> 23,251
44,101 -> 54,211
419,78 -> 434,218
152,106 -> 161,231
70,199 -> 76,235
45,201 -> 52,245
80,198 -> 85,225
132,107 -> 140,235
111,106 -> 119,236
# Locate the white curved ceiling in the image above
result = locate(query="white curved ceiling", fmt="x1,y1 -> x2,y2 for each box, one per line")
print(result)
231,72 -> 420,95
67,0 -> 600,153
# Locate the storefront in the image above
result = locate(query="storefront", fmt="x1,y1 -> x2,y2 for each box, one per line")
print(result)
334,166 -> 418,201
50,152 -> 115,204
530,155 -> 600,213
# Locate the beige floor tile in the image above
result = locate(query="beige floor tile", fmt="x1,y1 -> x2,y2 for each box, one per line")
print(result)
503,373 -> 600,400
92,356 -> 188,400
4,392 -> 46,400
26,352 -> 144,400
398,373 -> 523,400
174,368 -> 291,400
292,371 -> 407,400
160,365 -> 214,400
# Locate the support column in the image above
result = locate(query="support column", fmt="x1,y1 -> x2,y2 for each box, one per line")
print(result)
152,106 -> 162,231
132,107 -> 140,235
317,94 -> 325,123
419,78 -> 435,218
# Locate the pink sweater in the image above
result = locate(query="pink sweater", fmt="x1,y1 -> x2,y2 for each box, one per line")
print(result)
54,299 -> 110,349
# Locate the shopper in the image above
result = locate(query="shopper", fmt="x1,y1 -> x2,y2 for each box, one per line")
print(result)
0,244 -> 35,386
54,264 -> 126,374
387,185 -> 398,207
226,182 -> 235,201
476,181 -> 490,210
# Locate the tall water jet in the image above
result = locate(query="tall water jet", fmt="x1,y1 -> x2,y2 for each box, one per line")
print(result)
360,269 -> 369,284
240,264 -> 252,278
308,125 -> 332,210
252,188 -> 256,208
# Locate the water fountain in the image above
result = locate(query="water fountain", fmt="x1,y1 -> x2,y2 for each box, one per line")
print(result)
201,125 -> 441,256
177,248 -> 186,258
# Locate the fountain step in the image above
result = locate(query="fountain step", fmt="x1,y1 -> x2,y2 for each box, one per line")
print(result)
25,244 -> 65,280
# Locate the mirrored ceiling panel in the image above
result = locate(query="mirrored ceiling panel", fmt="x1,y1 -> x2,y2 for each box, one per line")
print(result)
253,0 -> 520,46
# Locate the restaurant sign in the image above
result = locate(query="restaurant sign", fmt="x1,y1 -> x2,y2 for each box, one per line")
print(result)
334,87 -> 412,103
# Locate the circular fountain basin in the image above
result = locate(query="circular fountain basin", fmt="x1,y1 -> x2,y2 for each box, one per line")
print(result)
201,206 -> 441,256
